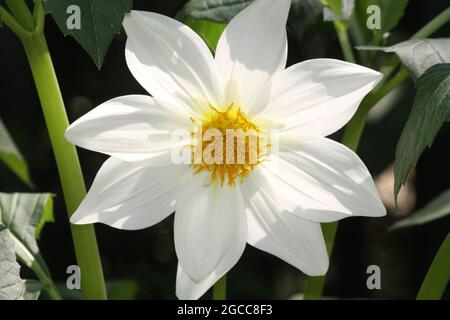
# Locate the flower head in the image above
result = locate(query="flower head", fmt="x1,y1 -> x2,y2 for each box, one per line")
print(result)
65,0 -> 386,299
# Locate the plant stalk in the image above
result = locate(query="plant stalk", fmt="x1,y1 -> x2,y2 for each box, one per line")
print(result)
416,231 -> 450,300
5,0 -> 107,300
212,275 -> 227,300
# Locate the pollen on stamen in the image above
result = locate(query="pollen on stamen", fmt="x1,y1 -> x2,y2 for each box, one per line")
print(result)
190,103 -> 270,187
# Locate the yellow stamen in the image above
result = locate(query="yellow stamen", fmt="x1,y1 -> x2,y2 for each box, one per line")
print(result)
191,103 -> 269,187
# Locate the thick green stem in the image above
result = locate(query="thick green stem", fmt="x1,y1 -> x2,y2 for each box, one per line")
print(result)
3,1 -> 107,300
417,231 -> 450,300
212,275 -> 227,300
21,32 -> 107,300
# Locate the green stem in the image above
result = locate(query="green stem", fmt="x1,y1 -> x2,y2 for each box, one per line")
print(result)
417,231 -> 450,300
16,252 -> 62,300
304,6 -> 450,301
411,6 -> 450,40
0,5 -> 31,39
212,275 -> 227,300
5,0 -> 34,31
22,32 -> 107,301
334,21 -> 355,63
12,227 -> 62,299
303,223 -> 338,300
6,1 -> 107,300
31,261 -> 62,300
349,17 -> 368,66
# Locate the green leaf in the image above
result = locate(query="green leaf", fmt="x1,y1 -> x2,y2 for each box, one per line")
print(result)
0,193 -> 55,285
355,0 -> 409,43
0,118 -> 33,187
394,64 -> 450,199
184,16 -> 226,53
0,226 -> 42,300
42,0 -> 133,68
0,225 -> 24,300
390,189 -> 450,231
35,195 -> 54,239
177,0 -> 252,23
383,39 -> 450,80
178,0 -> 323,42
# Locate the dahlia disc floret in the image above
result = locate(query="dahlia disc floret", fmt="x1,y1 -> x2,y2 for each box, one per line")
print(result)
65,0 -> 386,300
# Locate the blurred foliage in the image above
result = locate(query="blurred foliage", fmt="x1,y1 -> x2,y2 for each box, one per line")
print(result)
355,0 -> 410,44
390,189 -> 450,231
0,118 -> 33,187
55,279 -> 139,300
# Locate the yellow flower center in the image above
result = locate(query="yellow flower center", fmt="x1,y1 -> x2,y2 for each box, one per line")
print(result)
191,103 -> 268,187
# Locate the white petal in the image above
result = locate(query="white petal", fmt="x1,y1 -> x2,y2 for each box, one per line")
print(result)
242,171 -> 328,276
176,264 -> 218,300
174,173 -> 247,282
215,0 -> 290,113
123,11 -> 222,116
262,134 -> 386,222
256,59 -> 382,136
70,158 -> 188,230
176,229 -> 245,300
65,95 -> 191,163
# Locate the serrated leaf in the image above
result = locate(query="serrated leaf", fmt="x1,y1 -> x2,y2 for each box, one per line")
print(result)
394,64 -> 450,199
0,193 -> 55,287
184,16 -> 226,53
0,226 -> 41,300
390,189 -> 450,231
0,225 -> 24,300
355,0 -> 409,44
0,118 -> 33,187
42,0 -> 133,67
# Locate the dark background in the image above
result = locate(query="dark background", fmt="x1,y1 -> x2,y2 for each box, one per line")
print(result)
0,0 -> 449,299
